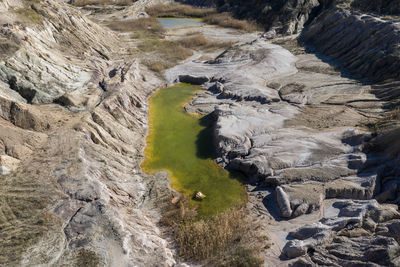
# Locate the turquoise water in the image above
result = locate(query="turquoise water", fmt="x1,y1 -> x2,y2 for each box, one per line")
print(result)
158,18 -> 204,29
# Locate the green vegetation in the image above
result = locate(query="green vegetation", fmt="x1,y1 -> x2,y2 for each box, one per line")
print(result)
13,6 -> 42,24
142,84 -> 247,216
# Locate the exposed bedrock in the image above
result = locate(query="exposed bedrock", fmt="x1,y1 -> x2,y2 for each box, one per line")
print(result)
287,200 -> 400,266
166,36 -> 385,217
166,21 -> 400,263
301,7 -> 400,83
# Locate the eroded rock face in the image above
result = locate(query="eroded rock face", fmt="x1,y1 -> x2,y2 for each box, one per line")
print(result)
214,0 -> 321,34
288,200 -> 400,266
301,7 -> 400,83
0,1 -> 175,266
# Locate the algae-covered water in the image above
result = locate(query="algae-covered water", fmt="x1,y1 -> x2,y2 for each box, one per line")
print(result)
142,83 -> 246,216
157,18 -> 204,29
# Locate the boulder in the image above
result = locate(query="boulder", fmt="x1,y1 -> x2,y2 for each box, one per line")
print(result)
276,186 -> 292,218
0,165 -> 10,175
293,203 -> 309,217
283,240 -> 307,258
178,75 -> 209,85
0,154 -> 20,171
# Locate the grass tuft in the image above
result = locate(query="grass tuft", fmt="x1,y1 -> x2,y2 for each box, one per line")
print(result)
204,12 -> 260,32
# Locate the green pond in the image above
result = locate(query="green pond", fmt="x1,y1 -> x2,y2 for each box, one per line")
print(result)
142,83 -> 246,217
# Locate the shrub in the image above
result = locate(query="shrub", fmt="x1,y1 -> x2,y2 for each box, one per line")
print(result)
160,197 -> 266,265
204,12 -> 260,32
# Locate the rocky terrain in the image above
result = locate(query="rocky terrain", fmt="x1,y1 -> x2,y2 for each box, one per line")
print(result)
165,1 -> 400,266
0,0 -> 399,266
0,0 -> 176,266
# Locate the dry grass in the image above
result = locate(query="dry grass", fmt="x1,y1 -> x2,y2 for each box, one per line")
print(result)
146,3 -> 216,18
0,171 -> 59,265
13,6 -> 41,24
138,38 -> 192,60
106,17 -> 195,73
367,107 -> 400,134
204,12 -> 260,32
106,17 -> 165,35
71,0 -> 135,7
160,197 -> 265,265
138,38 -> 192,72
137,34 -> 232,72
177,34 -> 233,50
76,248 -> 101,267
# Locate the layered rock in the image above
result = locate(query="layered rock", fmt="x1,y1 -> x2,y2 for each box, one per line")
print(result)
0,0 -> 175,266
287,200 -> 400,266
301,7 -> 400,83
165,19 -> 399,264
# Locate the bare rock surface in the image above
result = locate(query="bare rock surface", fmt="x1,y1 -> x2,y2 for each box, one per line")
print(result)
1,0 -> 400,266
288,200 -> 400,266
165,13 -> 400,264
0,0 -> 176,266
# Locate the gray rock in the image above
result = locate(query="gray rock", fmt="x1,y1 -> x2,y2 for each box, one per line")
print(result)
293,203 -> 309,217
283,240 -> 307,258
178,74 -> 209,85
0,165 -> 10,175
276,186 -> 292,218
289,223 -> 329,240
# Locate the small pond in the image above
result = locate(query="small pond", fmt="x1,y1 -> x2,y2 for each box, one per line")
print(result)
142,84 -> 246,217
157,18 -> 204,29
